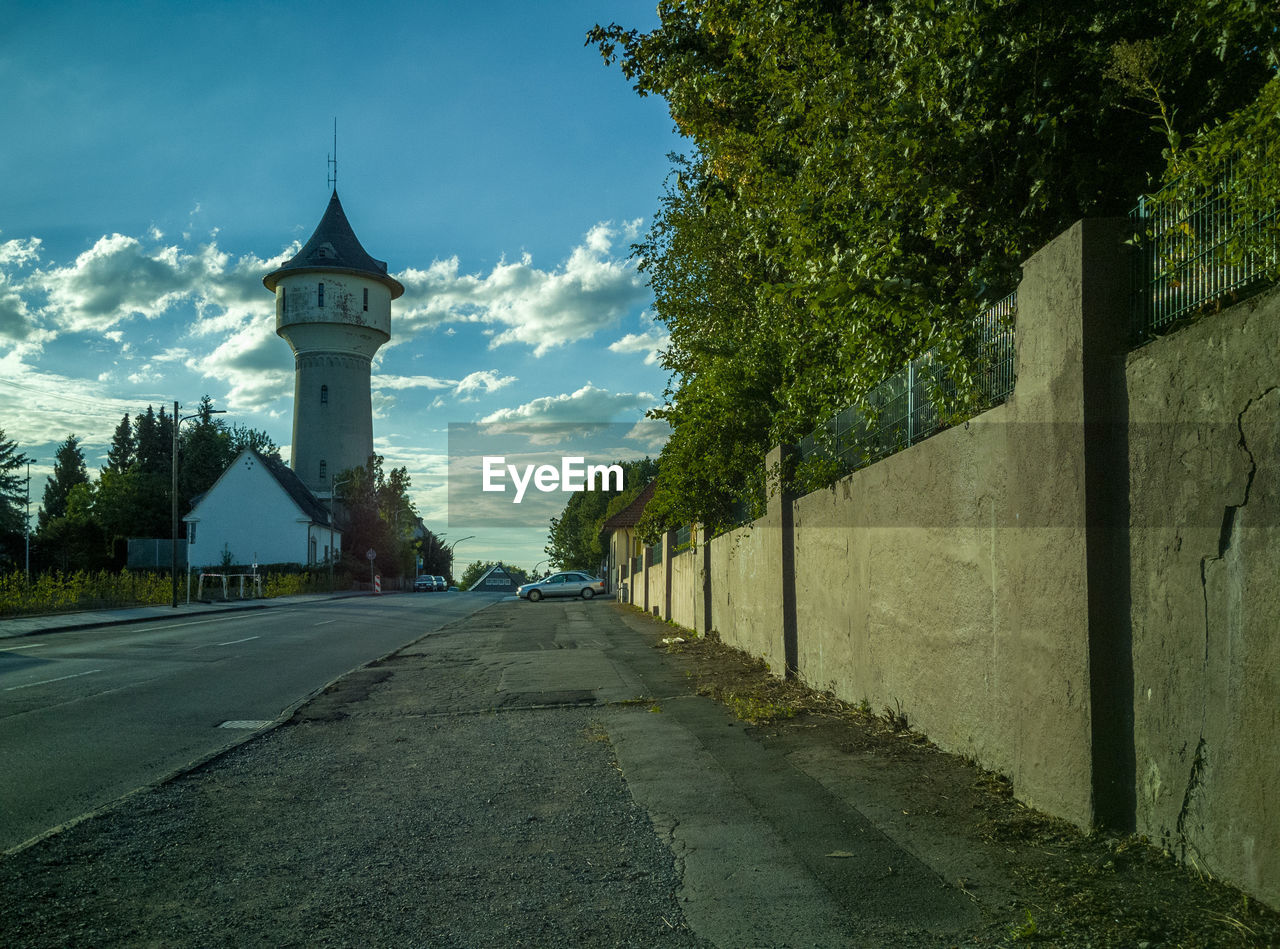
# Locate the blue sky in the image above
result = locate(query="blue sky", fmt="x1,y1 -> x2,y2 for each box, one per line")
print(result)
0,1 -> 681,572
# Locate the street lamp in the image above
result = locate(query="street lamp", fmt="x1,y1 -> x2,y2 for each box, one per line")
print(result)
442,535 -> 474,583
326,475 -> 352,586
172,401 -> 225,608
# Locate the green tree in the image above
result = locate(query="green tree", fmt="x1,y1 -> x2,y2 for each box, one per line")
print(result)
37,435 -> 88,532
417,527 -> 453,579
35,480 -> 111,573
589,0 -> 1276,531
0,425 -> 32,567
545,457 -> 658,569
334,455 -> 418,580
104,413 -> 134,473
228,423 -> 282,462
177,396 -> 232,509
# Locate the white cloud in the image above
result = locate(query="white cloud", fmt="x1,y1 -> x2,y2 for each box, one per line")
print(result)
0,237 -> 41,268
187,313 -> 292,411
373,374 -> 457,391
608,313 -> 669,366
480,383 -> 654,425
395,221 -> 648,356
455,369 -> 516,399
33,234 -> 209,332
373,368 -> 516,403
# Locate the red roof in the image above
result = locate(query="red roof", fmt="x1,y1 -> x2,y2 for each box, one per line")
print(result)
601,480 -> 657,533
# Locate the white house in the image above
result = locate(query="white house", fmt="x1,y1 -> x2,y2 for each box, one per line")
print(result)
183,449 -> 341,569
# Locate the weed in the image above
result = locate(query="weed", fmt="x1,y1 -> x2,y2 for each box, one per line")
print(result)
883,698 -> 909,731
1009,909 -> 1038,941
726,693 -> 796,725
648,703 -> 662,713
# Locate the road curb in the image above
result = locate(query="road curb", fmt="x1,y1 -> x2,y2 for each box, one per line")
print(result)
0,591 -> 374,640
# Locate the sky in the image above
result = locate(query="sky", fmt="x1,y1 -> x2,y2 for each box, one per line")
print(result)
0,1 -> 685,572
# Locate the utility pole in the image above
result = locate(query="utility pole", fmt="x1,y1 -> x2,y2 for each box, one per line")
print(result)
173,401 -> 224,607
172,400 -> 178,608
24,459 -> 31,583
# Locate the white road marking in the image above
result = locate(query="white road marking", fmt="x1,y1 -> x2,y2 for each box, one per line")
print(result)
313,620 -> 337,627
0,643 -> 47,650
149,620 -> 225,632
5,669 -> 102,691
213,636 -> 260,647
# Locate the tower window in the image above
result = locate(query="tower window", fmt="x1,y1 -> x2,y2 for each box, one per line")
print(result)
321,384 -> 328,404
318,282 -> 325,306
363,288 -> 369,311
278,286 -> 286,316
319,460 -> 327,481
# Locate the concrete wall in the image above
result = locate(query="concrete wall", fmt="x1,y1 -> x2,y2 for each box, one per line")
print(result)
668,541 -> 700,629
781,219 -> 1132,828
641,218 -> 1280,907
1127,285 -> 1280,905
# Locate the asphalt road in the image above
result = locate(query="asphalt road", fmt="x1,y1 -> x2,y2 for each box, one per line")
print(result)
0,592 -> 503,851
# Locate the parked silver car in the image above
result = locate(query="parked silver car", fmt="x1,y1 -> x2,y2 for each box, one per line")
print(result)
516,571 -> 607,601
414,575 -> 435,592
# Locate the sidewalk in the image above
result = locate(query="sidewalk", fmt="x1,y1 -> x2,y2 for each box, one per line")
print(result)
0,590 -> 371,639
1,597 -> 1276,947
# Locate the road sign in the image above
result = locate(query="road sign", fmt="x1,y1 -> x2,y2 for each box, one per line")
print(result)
366,548 -> 376,561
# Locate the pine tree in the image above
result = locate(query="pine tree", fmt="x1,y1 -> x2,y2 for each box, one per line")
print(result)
105,413 -> 134,472
134,406 -> 159,472
0,425 -> 32,565
37,435 -> 88,531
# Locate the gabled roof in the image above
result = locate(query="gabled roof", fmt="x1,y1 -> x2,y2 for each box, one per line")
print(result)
601,480 -> 657,534
263,190 -> 405,298
257,452 -> 332,525
471,562 -> 520,589
184,449 -> 333,527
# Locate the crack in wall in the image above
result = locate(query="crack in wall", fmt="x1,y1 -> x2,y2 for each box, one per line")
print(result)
1183,385 -> 1275,857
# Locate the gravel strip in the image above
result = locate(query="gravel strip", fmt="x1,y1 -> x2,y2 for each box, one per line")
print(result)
0,705 -> 705,947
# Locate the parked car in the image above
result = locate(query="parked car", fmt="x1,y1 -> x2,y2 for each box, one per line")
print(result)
414,575 -> 435,592
516,571 -> 607,602
433,576 -> 447,591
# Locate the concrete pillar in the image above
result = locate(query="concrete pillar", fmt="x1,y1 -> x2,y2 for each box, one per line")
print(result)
1013,217 -> 1135,829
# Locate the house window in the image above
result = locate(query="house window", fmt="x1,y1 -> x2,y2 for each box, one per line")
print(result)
319,460 -> 327,481
188,523 -> 197,545
310,536 -> 317,563
321,384 -> 328,404
363,288 -> 368,311
318,282 -> 325,306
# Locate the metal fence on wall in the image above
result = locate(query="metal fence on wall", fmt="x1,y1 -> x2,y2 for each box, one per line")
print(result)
1131,162 -> 1278,341
796,293 -> 1016,485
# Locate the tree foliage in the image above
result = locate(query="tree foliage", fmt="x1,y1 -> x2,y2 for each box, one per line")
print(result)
589,0 -> 1277,531
23,400 -> 282,571
545,457 -> 658,570
0,425 -> 32,566
334,454 -> 419,580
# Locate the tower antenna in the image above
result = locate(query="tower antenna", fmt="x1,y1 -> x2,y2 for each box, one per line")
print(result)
327,118 -> 337,192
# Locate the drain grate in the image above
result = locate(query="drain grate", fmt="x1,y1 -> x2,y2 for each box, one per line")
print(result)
218,720 -> 273,729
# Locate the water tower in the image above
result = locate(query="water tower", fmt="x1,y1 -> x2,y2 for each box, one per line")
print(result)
264,190 -> 404,496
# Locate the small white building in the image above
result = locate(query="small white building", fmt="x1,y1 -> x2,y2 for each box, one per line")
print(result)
183,449 -> 341,569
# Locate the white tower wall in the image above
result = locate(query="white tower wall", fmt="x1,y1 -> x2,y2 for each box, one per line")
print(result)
275,272 -> 392,495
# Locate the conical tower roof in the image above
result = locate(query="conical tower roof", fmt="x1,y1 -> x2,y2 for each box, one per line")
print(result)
263,190 -> 404,298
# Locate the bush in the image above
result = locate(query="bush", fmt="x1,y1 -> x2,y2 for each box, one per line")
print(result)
0,569 -> 170,617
